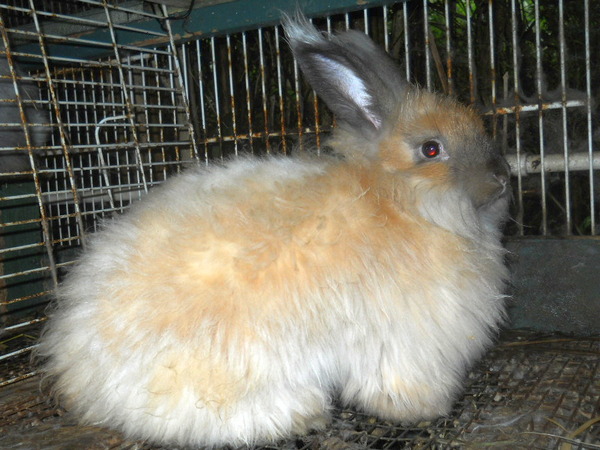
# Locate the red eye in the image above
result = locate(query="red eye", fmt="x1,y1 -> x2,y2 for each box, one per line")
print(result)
422,140 -> 442,159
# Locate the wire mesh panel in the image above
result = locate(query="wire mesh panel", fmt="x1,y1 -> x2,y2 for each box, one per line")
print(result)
0,0 -> 197,386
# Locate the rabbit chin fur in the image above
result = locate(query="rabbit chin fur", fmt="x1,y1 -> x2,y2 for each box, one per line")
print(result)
37,16 -> 509,448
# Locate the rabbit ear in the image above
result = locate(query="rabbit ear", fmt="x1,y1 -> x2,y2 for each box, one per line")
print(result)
284,14 -> 405,139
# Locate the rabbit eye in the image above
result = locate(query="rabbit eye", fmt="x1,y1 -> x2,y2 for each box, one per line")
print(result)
421,140 -> 442,159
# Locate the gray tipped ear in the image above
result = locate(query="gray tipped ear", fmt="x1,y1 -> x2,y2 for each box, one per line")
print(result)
282,13 -> 405,139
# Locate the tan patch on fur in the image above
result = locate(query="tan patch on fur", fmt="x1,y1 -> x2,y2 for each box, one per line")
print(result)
409,161 -> 451,184
418,97 -> 482,130
409,91 -> 485,135
378,135 -> 414,171
102,167 -> 384,324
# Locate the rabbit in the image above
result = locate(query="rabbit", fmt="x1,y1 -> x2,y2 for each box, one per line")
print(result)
37,13 -> 511,448
0,43 -> 49,174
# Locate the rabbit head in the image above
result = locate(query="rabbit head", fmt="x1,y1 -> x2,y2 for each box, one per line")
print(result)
284,15 -> 510,233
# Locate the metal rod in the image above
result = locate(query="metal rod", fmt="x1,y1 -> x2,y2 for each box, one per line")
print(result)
258,28 -> 270,153
154,48 -> 168,173
139,49 -> 155,181
402,1 -> 410,82
558,0 -> 571,235
307,17 -> 321,152
465,0 -> 475,104
487,0 -> 496,135
226,34 -> 239,156
445,0 -> 454,96
4,27 -> 171,57
242,32 -> 254,153
534,0 -> 548,235
511,0 -> 524,235
422,0 -> 431,91
293,51 -> 303,151
584,0 -> 595,235
0,317 -> 46,332
210,36 -> 223,159
383,5 -> 389,53
196,39 -> 209,162
507,152 -> 600,177
165,49 -> 176,172
275,26 -> 287,154
483,99 -> 587,115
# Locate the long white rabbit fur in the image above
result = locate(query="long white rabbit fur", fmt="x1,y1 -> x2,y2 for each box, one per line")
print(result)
37,14 -> 511,448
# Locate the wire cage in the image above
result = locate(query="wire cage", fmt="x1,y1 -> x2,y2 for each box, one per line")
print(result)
1,0 -> 599,448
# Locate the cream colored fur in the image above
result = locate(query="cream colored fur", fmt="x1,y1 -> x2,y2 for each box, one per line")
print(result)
37,16 -> 510,448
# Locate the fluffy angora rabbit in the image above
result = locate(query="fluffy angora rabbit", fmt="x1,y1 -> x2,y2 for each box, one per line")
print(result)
0,45 -> 49,173
38,15 -> 510,448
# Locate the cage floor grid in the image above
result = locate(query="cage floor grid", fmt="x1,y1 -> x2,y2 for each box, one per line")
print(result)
1,331 -> 599,450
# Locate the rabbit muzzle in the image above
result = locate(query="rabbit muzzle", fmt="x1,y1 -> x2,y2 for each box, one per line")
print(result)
462,155 -> 511,210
